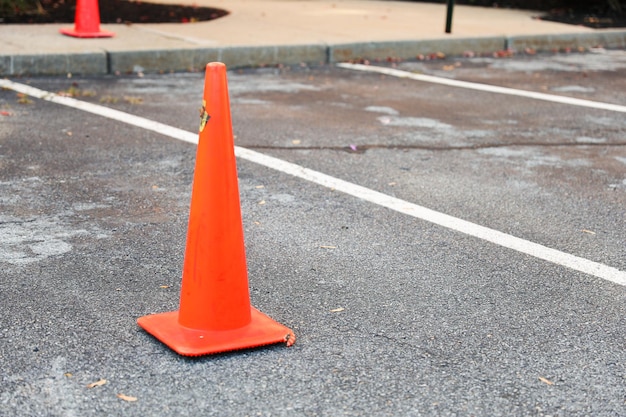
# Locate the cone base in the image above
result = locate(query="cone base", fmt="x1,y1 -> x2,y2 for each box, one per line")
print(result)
59,28 -> 115,38
137,307 -> 294,356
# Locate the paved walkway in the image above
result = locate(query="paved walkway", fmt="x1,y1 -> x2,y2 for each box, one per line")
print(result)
1,0 -> 626,76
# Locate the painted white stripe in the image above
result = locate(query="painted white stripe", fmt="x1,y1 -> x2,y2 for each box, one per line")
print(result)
0,79 -> 199,145
1,79 -> 624,286
237,147 -> 626,286
337,63 -> 626,113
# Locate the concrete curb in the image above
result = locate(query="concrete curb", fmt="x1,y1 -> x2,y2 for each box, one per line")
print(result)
507,30 -> 626,52
1,51 -> 108,76
1,30 -> 625,76
328,36 -> 505,63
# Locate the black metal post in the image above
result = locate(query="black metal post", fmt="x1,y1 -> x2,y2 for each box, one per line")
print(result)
445,0 -> 455,34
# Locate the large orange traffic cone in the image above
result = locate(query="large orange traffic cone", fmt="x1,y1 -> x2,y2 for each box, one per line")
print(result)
60,0 -> 114,38
137,62 -> 295,356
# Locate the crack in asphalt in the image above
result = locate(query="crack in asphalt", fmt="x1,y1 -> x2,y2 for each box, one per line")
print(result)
245,141 -> 626,154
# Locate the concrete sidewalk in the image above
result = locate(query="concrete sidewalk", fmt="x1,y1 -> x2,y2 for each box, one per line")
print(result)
1,0 -> 626,76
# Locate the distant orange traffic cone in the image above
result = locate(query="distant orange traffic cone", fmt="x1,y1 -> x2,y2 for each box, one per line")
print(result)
137,62 -> 295,356
60,0 -> 114,38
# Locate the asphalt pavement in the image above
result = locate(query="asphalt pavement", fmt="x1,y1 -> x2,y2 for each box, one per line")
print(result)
1,50 -> 625,415
1,0 -> 626,76
1,1 -> 625,416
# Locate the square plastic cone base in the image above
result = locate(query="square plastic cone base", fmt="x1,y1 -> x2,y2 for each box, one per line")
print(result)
59,28 -> 115,38
137,308 -> 294,356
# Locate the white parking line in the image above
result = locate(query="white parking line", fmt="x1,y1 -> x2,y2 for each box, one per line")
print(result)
337,63 -> 626,113
1,79 -> 624,286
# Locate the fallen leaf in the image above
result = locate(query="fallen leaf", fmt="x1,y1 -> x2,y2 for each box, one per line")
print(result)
319,245 -> 337,249
64,373 -> 73,378
330,307 -> 345,313
123,96 -> 143,105
99,95 -> 119,104
493,49 -> 514,58
284,332 -> 296,347
159,285 -> 170,289
117,393 -> 138,402
57,89 -> 76,97
87,379 -> 107,388
17,93 -> 33,105
538,377 -> 554,386
581,229 -> 596,235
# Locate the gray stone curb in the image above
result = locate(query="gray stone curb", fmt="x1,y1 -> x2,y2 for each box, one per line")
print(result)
0,52 -> 108,76
1,30 -> 625,77
507,30 -> 626,52
328,37 -> 506,62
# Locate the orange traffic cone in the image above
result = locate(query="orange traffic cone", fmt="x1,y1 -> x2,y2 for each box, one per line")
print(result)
137,62 -> 295,356
60,0 -> 114,38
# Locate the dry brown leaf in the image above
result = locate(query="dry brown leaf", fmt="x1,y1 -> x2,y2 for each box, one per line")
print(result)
99,95 -> 119,104
17,93 -> 33,105
117,393 -> 138,402
64,373 -> 73,378
538,377 -> 554,386
123,96 -> 143,105
87,378 -> 107,388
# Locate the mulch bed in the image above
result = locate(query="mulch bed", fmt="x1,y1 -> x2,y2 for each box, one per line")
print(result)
1,0 -> 228,24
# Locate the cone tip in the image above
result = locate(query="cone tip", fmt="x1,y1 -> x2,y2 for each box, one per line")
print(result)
206,62 -> 226,70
